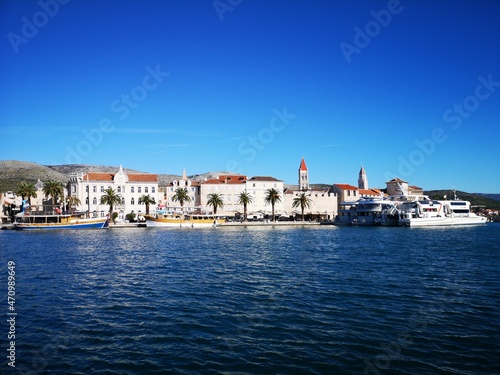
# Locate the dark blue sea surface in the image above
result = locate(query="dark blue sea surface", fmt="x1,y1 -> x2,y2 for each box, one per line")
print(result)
1,224 -> 499,374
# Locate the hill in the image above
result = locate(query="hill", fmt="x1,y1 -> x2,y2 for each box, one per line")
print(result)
425,190 -> 500,210
0,161 -> 235,192
0,161 -> 69,192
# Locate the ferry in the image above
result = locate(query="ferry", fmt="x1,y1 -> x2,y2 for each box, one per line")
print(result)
398,198 -> 487,227
145,211 -> 226,228
334,197 -> 400,226
14,212 -> 108,230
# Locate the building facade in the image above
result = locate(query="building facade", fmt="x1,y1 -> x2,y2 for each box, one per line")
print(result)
67,165 -> 159,220
283,158 -> 337,221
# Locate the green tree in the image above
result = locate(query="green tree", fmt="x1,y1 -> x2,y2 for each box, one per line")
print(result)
238,191 -> 253,222
139,194 -> 156,215
172,188 -> 191,211
264,188 -> 282,222
43,180 -> 64,212
292,192 -> 313,221
207,193 -> 224,214
66,195 -> 81,212
16,182 -> 37,204
100,188 -> 122,219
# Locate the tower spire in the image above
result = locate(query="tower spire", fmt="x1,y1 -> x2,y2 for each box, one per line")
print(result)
358,165 -> 368,189
298,157 -> 309,190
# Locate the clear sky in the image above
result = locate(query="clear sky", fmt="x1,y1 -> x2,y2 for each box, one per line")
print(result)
1,0 -> 499,192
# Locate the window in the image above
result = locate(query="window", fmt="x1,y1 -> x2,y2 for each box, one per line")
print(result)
86,186 -> 89,192
101,186 -> 104,192
85,197 -> 89,204
138,187 -> 141,193
121,198 -> 125,205
152,187 -> 155,193
71,186 -> 76,193
131,186 -> 134,193
131,198 -> 135,205
93,197 -> 97,204
145,187 -> 148,193
93,186 -> 97,193
117,186 -> 121,193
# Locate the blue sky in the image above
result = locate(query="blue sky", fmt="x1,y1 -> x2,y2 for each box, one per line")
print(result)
1,0 -> 499,192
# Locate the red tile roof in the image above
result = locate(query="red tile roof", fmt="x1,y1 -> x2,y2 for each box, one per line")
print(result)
359,189 -> 381,196
334,184 -> 358,190
83,172 -> 157,183
128,174 -> 158,182
299,157 -> 308,171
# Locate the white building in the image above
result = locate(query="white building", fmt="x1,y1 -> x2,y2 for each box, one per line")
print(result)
163,169 -> 201,213
67,165 -> 159,220
283,158 -> 337,221
200,174 -> 247,214
244,176 -> 284,218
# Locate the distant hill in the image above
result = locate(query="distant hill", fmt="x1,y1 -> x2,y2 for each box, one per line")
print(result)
0,161 -> 69,192
425,190 -> 500,210
0,161 -> 235,192
476,193 -> 500,202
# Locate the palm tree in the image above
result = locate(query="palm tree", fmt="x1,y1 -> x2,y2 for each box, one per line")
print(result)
292,192 -> 313,221
172,188 -> 192,215
16,182 -> 37,204
100,188 -> 122,219
139,194 -> 156,215
264,188 -> 282,222
43,180 -> 64,212
206,193 -> 224,214
66,195 -> 81,212
238,191 -> 253,221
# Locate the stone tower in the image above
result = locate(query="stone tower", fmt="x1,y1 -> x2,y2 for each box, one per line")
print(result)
358,165 -> 368,189
299,157 -> 309,190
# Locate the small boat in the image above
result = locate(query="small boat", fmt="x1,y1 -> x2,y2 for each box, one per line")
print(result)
14,212 -> 108,230
398,198 -> 487,227
145,211 -> 226,228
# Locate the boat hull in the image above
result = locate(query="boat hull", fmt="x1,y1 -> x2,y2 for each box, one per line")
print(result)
145,215 -> 224,228
399,216 -> 487,227
15,218 -> 108,230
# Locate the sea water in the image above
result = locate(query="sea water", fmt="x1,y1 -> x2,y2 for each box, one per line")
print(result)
1,224 -> 499,374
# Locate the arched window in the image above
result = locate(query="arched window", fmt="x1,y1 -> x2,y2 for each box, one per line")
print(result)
131,198 -> 135,205
93,197 -> 97,204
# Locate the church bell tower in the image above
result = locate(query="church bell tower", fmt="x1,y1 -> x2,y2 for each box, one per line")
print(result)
299,157 -> 309,190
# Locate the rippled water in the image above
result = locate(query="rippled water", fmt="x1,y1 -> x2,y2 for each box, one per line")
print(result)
1,224 -> 499,374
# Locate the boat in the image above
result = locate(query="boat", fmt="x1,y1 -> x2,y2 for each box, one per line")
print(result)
398,198 -> 487,227
334,197 -> 400,226
14,212 -> 108,230
145,211 -> 226,228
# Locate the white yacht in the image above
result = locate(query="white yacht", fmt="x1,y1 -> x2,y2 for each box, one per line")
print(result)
399,197 -> 487,227
335,197 -> 400,226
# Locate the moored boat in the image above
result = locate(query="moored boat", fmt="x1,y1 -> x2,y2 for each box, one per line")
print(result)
145,212 -> 225,228
399,198 -> 487,227
14,212 -> 108,230
334,197 -> 400,226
